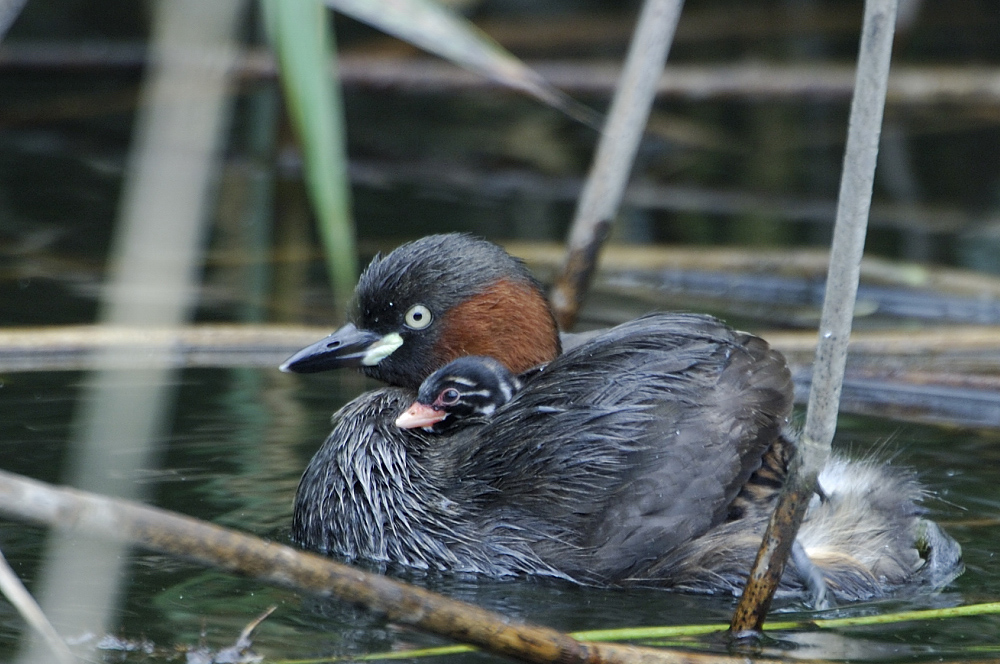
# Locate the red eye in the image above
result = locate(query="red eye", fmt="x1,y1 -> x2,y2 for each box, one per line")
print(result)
440,389 -> 460,405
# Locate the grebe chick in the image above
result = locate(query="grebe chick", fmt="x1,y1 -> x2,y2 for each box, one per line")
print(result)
396,356 -> 523,433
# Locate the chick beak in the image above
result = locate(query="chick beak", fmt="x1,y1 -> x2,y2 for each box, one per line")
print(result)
280,323 -> 402,373
395,403 -> 447,430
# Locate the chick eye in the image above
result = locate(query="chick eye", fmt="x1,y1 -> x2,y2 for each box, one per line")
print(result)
404,304 -> 433,330
440,389 -> 460,405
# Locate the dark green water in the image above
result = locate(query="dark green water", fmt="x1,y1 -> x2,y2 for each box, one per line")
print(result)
3,366 -> 998,662
3,0 -> 1000,660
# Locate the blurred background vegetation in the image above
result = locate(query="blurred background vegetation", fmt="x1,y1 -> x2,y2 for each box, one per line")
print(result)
3,0 -> 1000,332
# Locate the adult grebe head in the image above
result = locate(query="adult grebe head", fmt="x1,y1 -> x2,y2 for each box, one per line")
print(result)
281,234 -> 560,388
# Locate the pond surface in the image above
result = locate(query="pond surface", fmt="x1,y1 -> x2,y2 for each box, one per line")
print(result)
2,0 -> 1000,661
1,364 -> 998,662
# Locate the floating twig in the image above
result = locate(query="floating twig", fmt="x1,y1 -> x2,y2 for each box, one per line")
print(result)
0,469 -> 780,664
0,548 -> 76,664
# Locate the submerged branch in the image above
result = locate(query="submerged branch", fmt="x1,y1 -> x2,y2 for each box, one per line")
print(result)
0,324 -> 328,371
4,322 -> 1000,368
2,44 -> 1000,104
5,323 -> 1000,426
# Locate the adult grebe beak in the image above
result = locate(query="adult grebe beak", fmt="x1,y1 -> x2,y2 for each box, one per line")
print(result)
280,323 -> 402,373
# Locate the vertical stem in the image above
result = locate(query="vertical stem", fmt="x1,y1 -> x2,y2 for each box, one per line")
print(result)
550,0 -> 685,330
730,0 -> 899,634
802,0 -> 898,468
18,1 -> 244,660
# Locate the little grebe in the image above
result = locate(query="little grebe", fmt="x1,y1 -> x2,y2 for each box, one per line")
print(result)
395,356 -> 523,432
282,234 -> 962,602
